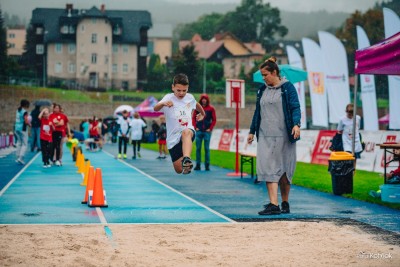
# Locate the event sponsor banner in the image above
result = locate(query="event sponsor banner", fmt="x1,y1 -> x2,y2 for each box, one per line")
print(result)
356,131 -> 383,171
318,31 -> 351,124
311,130 -> 336,165
296,130 -> 319,163
218,129 -> 234,151
374,131 -> 400,173
302,38 -> 328,127
383,8 -> 400,129
356,26 -> 379,131
230,129 -> 252,154
286,45 -> 306,129
210,129 -> 223,150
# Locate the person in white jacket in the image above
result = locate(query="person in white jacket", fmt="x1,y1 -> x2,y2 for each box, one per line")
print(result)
130,112 -> 147,159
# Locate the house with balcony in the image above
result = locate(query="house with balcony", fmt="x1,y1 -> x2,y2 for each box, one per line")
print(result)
30,4 -> 152,90
179,32 -> 265,79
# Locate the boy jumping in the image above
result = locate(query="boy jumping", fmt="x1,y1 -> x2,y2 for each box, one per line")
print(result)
154,73 -> 205,174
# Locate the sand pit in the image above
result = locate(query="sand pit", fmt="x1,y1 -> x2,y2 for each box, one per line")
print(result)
0,221 -> 399,266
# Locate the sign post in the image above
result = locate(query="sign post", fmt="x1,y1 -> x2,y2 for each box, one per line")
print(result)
226,79 -> 245,177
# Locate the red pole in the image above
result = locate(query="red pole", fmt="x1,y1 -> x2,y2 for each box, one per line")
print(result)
235,96 -> 239,173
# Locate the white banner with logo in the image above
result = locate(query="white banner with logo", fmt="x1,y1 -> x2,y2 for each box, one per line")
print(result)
356,26 -> 379,131
286,45 -> 307,129
383,8 -> 400,129
318,31 -> 351,124
302,38 -> 328,127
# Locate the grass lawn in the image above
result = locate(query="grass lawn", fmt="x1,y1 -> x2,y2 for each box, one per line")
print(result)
142,142 -> 400,210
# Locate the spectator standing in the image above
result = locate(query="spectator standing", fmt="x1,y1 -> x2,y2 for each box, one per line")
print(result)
116,110 -> 131,159
157,115 -> 168,159
130,112 -> 147,159
30,104 -> 41,152
15,99 -> 31,165
38,108 -> 53,167
247,57 -> 301,215
49,104 -> 68,166
192,94 -> 217,171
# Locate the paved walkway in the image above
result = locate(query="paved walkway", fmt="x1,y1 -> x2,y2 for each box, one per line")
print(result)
0,144 -> 399,234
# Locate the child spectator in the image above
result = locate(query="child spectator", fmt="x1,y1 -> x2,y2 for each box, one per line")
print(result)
130,112 -> 147,159
38,108 -> 53,167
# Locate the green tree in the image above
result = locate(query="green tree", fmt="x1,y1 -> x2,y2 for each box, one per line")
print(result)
21,24 -> 42,77
172,44 -> 201,91
0,7 -> 8,81
335,8 -> 387,97
216,0 -> 287,47
146,54 -> 170,91
176,13 -> 224,41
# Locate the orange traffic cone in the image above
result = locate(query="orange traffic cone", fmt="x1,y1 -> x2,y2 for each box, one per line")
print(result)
77,154 -> 86,174
80,160 -> 91,186
81,166 -> 95,204
88,168 -> 108,207
75,149 -> 82,167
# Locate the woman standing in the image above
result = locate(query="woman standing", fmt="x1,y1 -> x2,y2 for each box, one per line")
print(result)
247,57 -> 301,215
130,112 -> 147,159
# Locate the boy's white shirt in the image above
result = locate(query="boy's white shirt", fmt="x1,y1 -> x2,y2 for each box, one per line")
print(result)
159,93 -> 196,149
337,115 -> 362,153
116,116 -> 131,137
130,118 -> 146,140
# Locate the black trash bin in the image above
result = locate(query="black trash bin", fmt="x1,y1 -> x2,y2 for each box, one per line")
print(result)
328,152 -> 355,195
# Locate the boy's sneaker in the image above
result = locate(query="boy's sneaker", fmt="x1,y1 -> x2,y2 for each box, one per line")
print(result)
123,154 -> 127,159
194,164 -> 201,171
182,157 -> 193,175
258,203 -> 281,215
43,164 -> 47,168
16,158 -> 25,165
55,160 -> 61,166
156,155 -> 162,159
281,201 -> 290,214
132,156 -> 136,159
117,154 -> 122,159
205,164 -> 210,171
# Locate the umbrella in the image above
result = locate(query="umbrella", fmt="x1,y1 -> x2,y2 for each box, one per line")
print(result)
33,99 -> 52,107
253,64 -> 308,84
114,105 -> 134,117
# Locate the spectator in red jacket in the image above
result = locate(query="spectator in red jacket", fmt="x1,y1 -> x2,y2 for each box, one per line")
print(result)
192,94 -> 216,171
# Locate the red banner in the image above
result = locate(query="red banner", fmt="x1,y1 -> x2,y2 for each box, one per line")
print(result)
311,130 -> 336,165
218,129 -> 234,151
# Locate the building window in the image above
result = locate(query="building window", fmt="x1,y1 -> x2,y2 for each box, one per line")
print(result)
112,44 -> 118,53
122,45 -> 129,53
9,43 -> 15,48
68,44 -> 76,54
68,62 -> 75,73
81,25 -> 85,32
69,26 -> 75,34
105,36 -> 108,43
55,43 -> 63,53
92,18 -> 97,24
139,46 -> 147,57
123,64 -> 128,73
61,25 -> 68,34
55,62 -> 63,73
91,33 -> 97,43
104,73 -> 108,80
36,27 -> 43,35
104,55 -> 109,64
112,64 -> 117,73
8,33 -> 15,38
113,25 -> 121,35
148,41 -> 154,55
36,44 -> 44,55
91,53 -> 97,64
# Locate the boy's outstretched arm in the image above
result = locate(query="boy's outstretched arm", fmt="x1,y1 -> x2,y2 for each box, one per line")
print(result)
154,101 -> 173,111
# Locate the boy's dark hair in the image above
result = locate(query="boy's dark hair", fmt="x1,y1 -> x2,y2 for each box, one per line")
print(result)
173,73 -> 189,86
20,99 -> 30,108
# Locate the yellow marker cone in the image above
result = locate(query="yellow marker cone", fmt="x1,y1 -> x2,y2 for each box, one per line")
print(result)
80,160 -> 91,186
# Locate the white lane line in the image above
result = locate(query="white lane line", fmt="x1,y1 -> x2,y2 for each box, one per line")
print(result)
102,150 -> 235,223
0,153 -> 41,197
96,207 -> 108,224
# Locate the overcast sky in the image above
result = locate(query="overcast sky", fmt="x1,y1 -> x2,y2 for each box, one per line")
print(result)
1,0 -> 383,20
